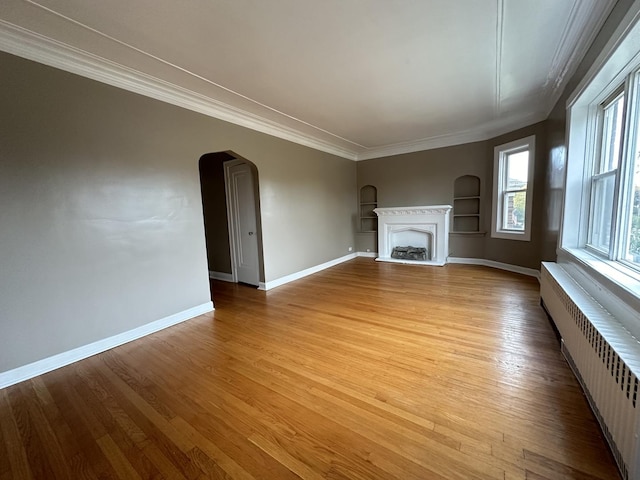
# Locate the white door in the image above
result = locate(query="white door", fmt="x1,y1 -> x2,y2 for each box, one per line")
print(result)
226,161 -> 260,286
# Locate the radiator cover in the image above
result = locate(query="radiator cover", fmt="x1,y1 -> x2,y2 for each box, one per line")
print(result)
541,262 -> 640,480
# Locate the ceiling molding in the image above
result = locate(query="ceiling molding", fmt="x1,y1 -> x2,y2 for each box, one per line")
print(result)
0,20 -> 360,161
0,4 -> 596,164
356,110 -> 547,161
543,0 -> 617,115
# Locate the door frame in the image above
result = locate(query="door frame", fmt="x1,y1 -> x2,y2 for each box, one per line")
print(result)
223,159 -> 260,285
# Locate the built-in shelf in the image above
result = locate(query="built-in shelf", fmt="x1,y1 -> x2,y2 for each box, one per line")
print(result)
360,185 -> 378,232
453,175 -> 481,233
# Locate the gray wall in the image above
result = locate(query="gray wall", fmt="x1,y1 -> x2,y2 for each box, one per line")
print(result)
0,51 -> 357,373
356,142 -> 488,256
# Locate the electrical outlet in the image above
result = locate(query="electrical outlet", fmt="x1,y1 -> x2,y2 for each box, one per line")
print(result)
348,246 -> 353,252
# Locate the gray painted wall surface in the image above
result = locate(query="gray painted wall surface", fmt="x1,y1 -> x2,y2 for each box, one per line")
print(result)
0,51 -> 357,372
356,142 -> 488,256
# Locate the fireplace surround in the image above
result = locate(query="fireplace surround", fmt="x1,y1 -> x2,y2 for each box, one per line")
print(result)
373,205 -> 452,266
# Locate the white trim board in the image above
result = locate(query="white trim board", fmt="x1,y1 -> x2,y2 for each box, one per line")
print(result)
209,270 -> 234,282
260,253 -> 357,290
357,251 -> 378,258
447,257 -> 541,281
0,301 -> 214,389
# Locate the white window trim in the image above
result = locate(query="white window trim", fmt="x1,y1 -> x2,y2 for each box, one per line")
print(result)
491,135 -> 535,241
560,2 -> 640,336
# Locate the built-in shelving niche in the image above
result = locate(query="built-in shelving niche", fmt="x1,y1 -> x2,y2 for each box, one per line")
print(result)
452,175 -> 484,234
359,185 -> 378,232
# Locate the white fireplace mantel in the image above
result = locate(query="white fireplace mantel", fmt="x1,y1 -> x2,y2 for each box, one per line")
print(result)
374,205 -> 452,266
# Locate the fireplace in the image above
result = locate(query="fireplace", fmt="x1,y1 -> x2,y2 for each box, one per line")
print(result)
373,205 -> 452,266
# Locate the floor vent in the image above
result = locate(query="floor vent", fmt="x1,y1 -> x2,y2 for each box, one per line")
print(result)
541,262 -> 640,480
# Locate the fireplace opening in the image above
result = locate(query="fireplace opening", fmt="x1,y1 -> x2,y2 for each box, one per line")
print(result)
389,228 -> 433,262
391,246 -> 428,261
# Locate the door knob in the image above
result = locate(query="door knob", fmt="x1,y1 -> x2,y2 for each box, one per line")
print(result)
248,231 -> 254,236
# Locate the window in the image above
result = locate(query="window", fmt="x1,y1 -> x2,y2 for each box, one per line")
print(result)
491,135 -> 535,241
579,73 -> 640,271
562,2 -> 640,314
587,91 -> 624,254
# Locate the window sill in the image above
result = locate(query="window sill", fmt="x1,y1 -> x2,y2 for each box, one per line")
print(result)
490,230 -> 531,241
558,247 -> 640,323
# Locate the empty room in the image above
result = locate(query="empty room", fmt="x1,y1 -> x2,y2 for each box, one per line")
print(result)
1,1 -> 640,479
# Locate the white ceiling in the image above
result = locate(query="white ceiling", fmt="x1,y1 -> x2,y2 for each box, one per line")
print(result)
0,0 -> 616,160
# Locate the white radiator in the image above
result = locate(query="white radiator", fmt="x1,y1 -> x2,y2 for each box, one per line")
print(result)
540,262 -> 640,480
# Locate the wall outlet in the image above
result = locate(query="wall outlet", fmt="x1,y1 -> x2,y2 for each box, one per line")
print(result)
348,246 -> 353,252
366,248 -> 370,252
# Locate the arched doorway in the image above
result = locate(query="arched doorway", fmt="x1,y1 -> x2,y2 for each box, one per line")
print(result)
199,152 -> 264,293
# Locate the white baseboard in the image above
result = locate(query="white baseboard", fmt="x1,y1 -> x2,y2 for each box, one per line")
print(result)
260,253 -> 357,290
357,251 -> 378,258
209,270 -> 234,282
447,257 -> 540,280
0,301 -> 214,389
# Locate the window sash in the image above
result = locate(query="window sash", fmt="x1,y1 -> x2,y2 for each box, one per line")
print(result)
597,90 -> 625,174
584,71 -> 640,266
587,170 -> 617,254
500,187 -> 527,232
617,72 -> 640,271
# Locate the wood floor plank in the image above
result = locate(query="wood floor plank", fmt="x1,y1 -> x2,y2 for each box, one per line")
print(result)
96,434 -> 143,480
0,259 -> 622,479
0,389 -> 33,480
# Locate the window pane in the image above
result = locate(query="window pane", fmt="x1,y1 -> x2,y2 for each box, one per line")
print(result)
590,174 -> 616,251
599,94 -> 625,173
625,170 -> 640,264
502,190 -> 527,231
506,151 -> 529,189
624,84 -> 640,265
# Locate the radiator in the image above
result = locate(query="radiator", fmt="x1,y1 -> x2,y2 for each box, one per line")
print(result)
540,262 -> 640,480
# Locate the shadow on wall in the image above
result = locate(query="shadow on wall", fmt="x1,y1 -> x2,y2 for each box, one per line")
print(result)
198,151 -> 265,291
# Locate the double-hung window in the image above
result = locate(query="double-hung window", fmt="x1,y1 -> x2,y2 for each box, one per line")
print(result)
562,2 -> 640,312
587,91 -> 624,254
491,135 -> 535,241
581,73 -> 640,271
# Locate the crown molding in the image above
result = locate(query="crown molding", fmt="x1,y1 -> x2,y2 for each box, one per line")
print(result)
0,20 -> 360,161
543,0 -> 617,115
356,110 -> 546,161
0,16 -> 576,163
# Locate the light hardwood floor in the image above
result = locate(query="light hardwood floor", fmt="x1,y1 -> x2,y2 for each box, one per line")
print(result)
0,258 -> 620,479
